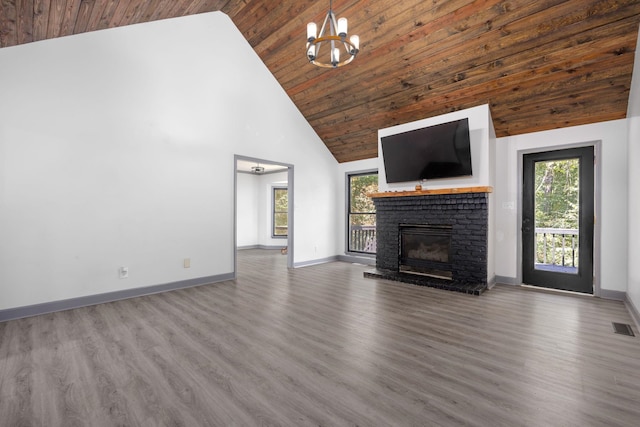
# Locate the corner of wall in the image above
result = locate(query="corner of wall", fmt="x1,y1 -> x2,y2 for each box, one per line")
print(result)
487,107 -> 497,283
625,24 -> 640,316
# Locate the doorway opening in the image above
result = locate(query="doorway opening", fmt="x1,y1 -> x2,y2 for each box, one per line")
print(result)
522,146 -> 594,294
234,155 -> 294,274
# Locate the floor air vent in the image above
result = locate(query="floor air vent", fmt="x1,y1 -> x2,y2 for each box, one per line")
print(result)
612,322 -> 635,337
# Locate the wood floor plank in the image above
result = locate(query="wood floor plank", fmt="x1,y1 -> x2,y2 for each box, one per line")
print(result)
1,249 -> 639,426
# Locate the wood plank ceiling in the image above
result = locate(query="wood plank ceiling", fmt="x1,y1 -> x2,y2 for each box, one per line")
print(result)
1,1 -> 639,163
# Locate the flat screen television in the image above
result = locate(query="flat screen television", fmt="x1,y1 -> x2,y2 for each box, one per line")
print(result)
380,118 -> 472,183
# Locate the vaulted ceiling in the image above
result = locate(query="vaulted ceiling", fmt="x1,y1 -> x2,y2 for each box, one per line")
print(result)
1,1 -> 639,162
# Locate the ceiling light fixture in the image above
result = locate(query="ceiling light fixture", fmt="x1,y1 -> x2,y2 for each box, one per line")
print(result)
306,0 -> 359,68
251,164 -> 265,174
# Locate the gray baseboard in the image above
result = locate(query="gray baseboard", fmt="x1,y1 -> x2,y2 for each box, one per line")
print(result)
338,254 -> 376,266
625,295 -> 640,330
494,275 -> 519,285
486,275 -> 496,289
294,256 -> 339,268
238,245 -> 286,250
0,273 -> 235,323
495,276 -> 628,302
599,289 -> 626,301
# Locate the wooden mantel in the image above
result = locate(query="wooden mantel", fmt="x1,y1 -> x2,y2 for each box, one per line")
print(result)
369,186 -> 493,199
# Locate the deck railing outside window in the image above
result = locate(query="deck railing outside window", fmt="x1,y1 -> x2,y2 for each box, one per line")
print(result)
535,227 -> 579,268
350,225 -> 376,253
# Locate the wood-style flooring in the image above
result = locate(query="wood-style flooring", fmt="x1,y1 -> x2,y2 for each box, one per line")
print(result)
1,249 -> 639,426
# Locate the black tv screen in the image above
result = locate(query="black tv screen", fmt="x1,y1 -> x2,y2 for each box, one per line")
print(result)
381,118 -> 472,183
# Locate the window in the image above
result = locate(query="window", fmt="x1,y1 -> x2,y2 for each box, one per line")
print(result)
272,187 -> 288,237
347,172 -> 378,254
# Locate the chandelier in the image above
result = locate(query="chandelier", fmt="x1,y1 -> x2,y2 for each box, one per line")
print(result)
306,0 -> 360,68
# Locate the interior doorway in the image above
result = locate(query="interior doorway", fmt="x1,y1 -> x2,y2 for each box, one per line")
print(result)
522,147 -> 594,294
234,155 -> 294,273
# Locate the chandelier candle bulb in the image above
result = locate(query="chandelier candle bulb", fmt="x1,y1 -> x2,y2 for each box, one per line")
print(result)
350,35 -> 359,52
332,47 -> 339,65
307,44 -> 316,60
307,22 -> 317,41
338,17 -> 348,37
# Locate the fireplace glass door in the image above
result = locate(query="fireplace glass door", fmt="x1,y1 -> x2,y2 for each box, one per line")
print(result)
399,225 -> 453,279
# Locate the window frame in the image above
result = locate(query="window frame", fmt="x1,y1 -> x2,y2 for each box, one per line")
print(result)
346,170 -> 378,255
272,186 -> 288,238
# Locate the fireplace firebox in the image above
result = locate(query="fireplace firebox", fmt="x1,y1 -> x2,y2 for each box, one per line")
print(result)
399,224 -> 453,279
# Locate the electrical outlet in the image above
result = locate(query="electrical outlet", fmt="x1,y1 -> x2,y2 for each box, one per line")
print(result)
183,258 -> 191,268
119,266 -> 129,279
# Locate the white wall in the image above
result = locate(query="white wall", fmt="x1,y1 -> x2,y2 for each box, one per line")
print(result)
0,12 -> 339,311
626,28 -> 640,314
236,171 -> 288,248
629,118 -> 640,310
494,120 -> 629,292
237,173 -> 260,247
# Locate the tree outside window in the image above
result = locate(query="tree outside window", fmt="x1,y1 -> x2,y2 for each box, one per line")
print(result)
534,158 -> 580,266
534,159 -> 579,229
273,187 -> 288,237
348,172 -> 378,253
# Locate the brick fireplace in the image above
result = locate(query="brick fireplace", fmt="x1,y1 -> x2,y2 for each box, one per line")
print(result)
365,187 -> 491,295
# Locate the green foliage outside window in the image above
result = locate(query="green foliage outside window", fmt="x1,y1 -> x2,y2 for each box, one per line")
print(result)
349,174 -> 378,226
534,159 -> 580,266
534,159 -> 579,229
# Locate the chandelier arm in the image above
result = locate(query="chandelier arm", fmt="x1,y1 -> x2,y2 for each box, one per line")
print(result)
329,10 -> 339,38
329,11 -> 340,65
318,11 -> 331,38
315,10 -> 332,59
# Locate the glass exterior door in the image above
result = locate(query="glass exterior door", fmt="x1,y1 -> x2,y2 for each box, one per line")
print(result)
522,147 -> 594,293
